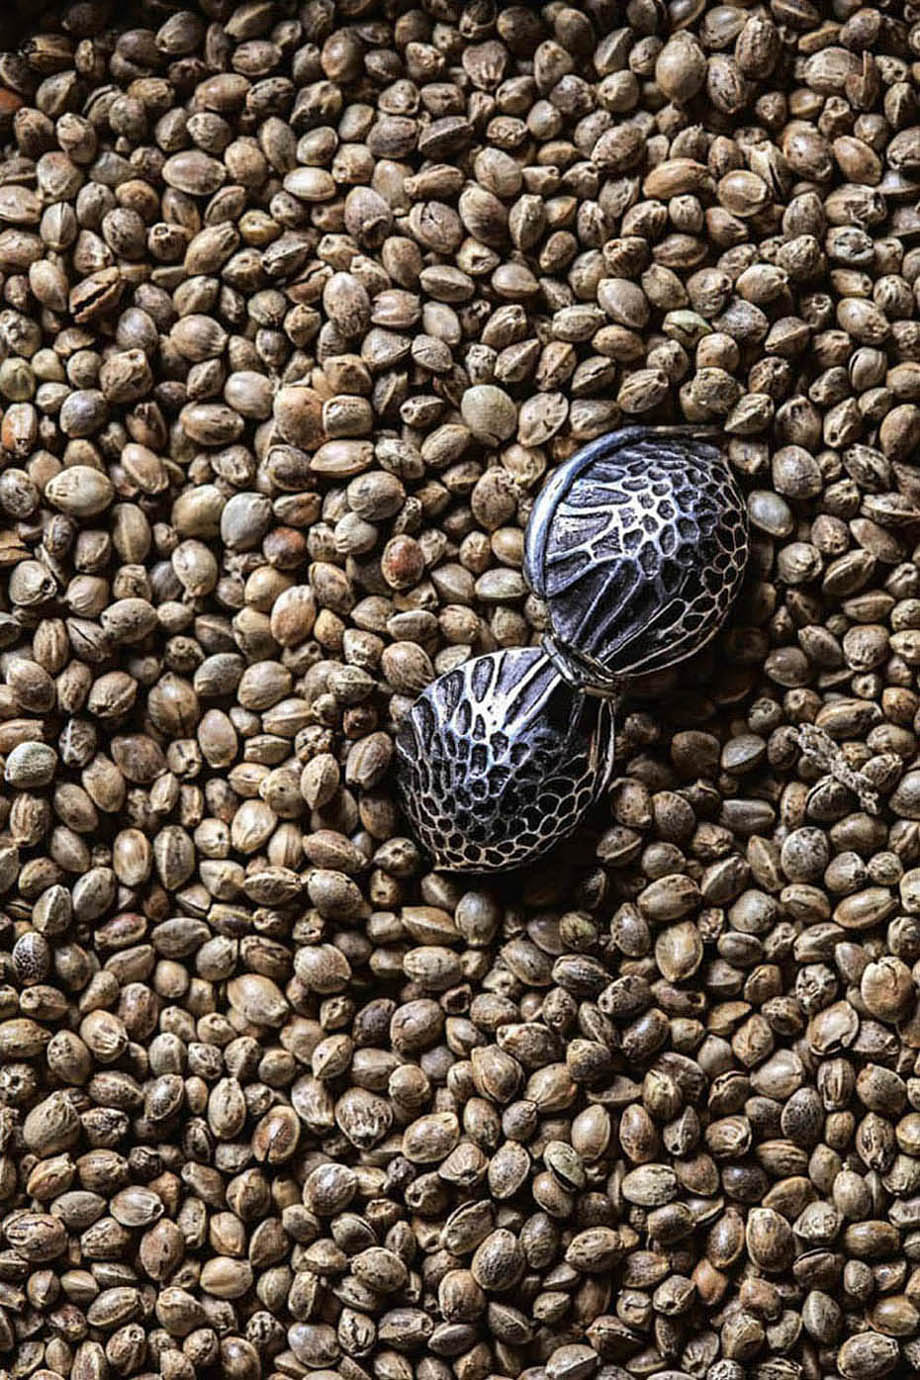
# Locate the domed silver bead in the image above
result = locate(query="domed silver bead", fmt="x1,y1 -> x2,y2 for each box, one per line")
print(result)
395,647 -> 615,873
524,426 -> 749,693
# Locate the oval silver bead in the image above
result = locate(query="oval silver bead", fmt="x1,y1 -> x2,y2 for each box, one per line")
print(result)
524,426 -> 749,692
395,647 -> 615,873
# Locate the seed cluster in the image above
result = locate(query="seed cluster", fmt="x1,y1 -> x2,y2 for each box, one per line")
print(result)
1,2 -> 920,1380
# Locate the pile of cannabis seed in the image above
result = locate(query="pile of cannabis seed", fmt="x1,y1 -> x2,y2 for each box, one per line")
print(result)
2,1 -> 920,1378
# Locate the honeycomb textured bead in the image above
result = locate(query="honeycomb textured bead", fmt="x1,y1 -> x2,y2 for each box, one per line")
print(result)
395,647 -> 615,873
524,427 -> 749,689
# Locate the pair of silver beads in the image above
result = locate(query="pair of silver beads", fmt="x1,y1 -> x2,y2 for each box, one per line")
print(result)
396,427 -> 750,873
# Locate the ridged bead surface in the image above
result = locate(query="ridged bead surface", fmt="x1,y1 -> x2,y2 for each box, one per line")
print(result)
395,647 -> 615,872
524,427 -> 749,690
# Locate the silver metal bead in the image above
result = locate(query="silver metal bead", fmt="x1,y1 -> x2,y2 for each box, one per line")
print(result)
395,647 -> 615,873
396,427 -> 750,873
524,426 -> 749,693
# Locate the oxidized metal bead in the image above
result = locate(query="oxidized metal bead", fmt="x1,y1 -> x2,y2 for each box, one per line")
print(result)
397,427 -> 749,873
524,426 -> 749,692
395,647 -> 615,873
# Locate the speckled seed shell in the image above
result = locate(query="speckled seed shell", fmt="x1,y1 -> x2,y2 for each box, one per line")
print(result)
524,426 -> 749,689
395,647 -> 614,872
